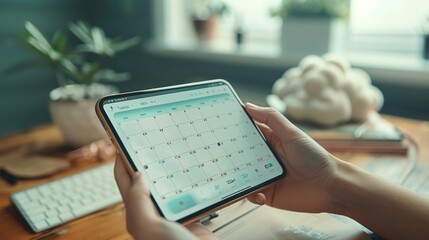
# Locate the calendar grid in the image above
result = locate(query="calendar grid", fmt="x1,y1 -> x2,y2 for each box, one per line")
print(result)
119,98 -> 273,199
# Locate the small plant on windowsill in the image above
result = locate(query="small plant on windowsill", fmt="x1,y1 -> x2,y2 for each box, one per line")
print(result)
4,21 -> 140,146
190,0 -> 229,42
271,0 -> 349,20
271,0 -> 350,56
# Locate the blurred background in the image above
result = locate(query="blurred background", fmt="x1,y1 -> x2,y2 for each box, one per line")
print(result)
1,0 -> 429,136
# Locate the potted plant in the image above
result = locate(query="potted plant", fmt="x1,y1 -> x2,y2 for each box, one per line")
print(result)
271,0 -> 349,57
4,21 -> 140,147
190,0 -> 229,42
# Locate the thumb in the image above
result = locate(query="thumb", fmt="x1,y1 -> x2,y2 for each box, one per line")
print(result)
245,103 -> 304,142
247,192 -> 267,205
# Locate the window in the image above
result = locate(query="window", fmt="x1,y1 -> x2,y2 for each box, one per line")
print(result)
348,0 -> 429,53
160,0 -> 281,53
350,0 -> 429,35
158,0 -> 429,55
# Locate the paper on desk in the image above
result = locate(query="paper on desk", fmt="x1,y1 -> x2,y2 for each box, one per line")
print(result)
331,162 -> 429,235
402,164 -> 429,198
206,201 -> 369,240
360,157 -> 429,198
361,157 -> 410,184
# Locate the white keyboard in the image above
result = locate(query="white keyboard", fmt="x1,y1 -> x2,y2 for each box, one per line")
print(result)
11,163 -> 122,232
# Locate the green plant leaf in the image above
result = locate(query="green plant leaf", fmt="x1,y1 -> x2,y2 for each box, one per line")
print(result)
24,22 -> 63,63
272,0 -> 350,20
7,20 -> 138,86
24,25 -> 62,63
27,38 -> 52,56
61,59 -> 83,83
24,22 -> 52,52
81,62 -> 101,85
69,21 -> 93,45
52,31 -> 68,53
91,27 -> 107,54
19,32 -> 53,62
70,21 -> 139,57
111,36 -> 140,53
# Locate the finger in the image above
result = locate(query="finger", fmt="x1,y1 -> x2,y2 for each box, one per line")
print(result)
255,122 -> 274,144
247,192 -> 267,205
255,121 -> 286,155
114,156 -> 131,200
126,171 -> 159,219
245,102 -> 304,142
114,156 -> 159,219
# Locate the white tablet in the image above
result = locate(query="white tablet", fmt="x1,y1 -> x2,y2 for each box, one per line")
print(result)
96,79 -> 286,223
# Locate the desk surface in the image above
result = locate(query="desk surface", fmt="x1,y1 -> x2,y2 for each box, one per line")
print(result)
0,115 -> 428,239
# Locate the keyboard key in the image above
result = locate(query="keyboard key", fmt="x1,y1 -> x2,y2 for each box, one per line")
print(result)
44,210 -> 58,218
46,216 -> 61,226
28,214 -> 46,223
33,220 -> 48,231
24,206 -> 47,216
59,212 -> 74,221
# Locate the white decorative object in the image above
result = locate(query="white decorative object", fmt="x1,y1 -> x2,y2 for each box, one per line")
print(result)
270,54 -> 384,126
49,84 -> 116,147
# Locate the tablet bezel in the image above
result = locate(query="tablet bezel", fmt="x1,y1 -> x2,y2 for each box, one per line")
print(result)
96,79 -> 286,223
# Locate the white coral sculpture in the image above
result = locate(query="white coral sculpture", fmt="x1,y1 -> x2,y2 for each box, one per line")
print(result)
271,54 -> 384,126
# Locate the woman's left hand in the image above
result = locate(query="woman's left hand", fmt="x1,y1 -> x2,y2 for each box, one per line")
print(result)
114,156 -> 217,240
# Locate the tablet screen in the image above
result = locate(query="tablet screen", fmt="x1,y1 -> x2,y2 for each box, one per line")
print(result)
100,80 -> 285,221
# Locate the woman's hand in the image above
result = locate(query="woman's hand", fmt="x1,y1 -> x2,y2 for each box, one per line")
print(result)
245,103 -> 429,240
245,103 -> 340,213
114,156 -> 216,240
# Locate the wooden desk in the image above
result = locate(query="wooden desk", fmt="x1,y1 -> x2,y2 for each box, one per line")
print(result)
0,116 -> 428,239
0,126 -> 131,239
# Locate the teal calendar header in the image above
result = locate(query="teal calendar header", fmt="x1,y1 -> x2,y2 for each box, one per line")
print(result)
114,93 -> 231,122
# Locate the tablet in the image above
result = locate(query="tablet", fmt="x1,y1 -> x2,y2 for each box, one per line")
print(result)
96,79 -> 286,223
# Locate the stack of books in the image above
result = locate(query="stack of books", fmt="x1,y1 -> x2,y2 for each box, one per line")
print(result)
297,113 -> 408,154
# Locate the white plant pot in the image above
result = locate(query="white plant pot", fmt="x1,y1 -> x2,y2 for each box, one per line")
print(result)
49,84 -> 117,147
49,99 -> 106,147
281,18 -> 345,58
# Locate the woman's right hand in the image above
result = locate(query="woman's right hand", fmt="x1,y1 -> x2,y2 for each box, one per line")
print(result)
245,103 -> 341,213
245,103 -> 429,240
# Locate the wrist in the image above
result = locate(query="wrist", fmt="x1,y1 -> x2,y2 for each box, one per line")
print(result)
330,158 -> 362,217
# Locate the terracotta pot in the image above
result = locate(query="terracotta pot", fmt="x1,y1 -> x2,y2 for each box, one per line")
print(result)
192,15 -> 219,42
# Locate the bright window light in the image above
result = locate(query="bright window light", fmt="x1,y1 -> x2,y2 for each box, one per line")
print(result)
350,0 -> 429,35
161,0 -> 429,53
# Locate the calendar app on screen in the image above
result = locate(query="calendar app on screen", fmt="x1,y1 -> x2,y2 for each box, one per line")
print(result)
100,80 -> 285,222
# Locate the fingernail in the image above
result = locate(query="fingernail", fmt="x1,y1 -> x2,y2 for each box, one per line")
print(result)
246,102 -> 258,108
